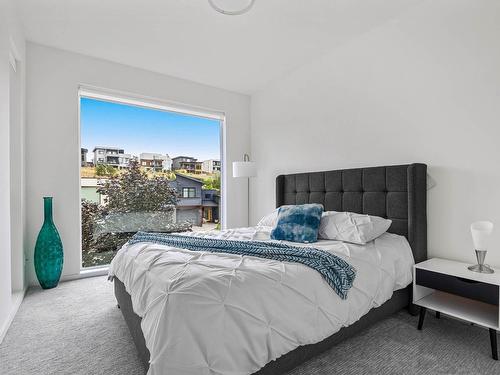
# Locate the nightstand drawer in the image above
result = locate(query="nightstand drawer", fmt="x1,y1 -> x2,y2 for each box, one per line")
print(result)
416,268 -> 499,306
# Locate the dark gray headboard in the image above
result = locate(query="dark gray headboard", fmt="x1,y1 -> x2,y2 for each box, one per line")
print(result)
276,164 -> 427,263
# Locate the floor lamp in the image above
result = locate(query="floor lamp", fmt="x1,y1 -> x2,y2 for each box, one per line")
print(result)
233,154 -> 257,226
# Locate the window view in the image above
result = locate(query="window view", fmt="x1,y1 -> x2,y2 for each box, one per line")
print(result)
80,95 -> 222,268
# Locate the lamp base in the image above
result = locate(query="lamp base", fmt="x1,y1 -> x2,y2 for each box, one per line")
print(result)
468,264 -> 495,274
468,249 -> 494,274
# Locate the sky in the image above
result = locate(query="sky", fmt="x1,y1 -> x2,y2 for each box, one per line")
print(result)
80,97 -> 221,162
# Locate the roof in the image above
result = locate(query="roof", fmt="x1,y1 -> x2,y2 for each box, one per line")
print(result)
172,156 -> 197,161
92,146 -> 124,152
202,189 -> 219,194
140,153 -> 167,160
174,173 -> 203,184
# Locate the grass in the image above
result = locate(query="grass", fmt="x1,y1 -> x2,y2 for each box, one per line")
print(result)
81,166 -> 99,178
81,166 -> 217,181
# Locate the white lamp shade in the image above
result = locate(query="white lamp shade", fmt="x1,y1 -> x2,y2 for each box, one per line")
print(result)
233,161 -> 257,178
471,221 -> 494,251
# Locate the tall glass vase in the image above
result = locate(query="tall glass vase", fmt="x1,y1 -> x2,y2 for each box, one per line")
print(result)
34,197 -> 64,289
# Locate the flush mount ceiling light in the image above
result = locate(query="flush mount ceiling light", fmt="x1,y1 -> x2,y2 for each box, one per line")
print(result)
208,0 -> 255,15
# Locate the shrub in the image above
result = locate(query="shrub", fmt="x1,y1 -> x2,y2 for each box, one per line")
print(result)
81,199 -> 100,251
95,164 -> 117,176
97,160 -> 178,213
95,164 -> 107,176
202,173 -> 221,191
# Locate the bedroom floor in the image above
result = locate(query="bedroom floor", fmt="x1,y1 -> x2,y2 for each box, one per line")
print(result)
1,277 -> 499,375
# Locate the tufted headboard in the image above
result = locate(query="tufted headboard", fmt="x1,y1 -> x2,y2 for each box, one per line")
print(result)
276,164 -> 427,263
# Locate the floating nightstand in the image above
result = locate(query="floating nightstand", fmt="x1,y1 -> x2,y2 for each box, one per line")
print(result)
413,258 -> 500,360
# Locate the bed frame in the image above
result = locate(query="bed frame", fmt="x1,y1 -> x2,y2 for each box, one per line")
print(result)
114,163 -> 427,374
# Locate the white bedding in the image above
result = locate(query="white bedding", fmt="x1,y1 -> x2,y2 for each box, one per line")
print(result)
109,226 -> 414,375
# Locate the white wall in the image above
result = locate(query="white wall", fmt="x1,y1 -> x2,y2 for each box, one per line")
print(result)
10,56 -> 25,293
251,0 -> 500,266
0,1 -> 12,338
26,43 -> 250,284
0,0 -> 26,341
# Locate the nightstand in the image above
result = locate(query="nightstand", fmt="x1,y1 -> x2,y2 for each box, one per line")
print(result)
413,258 -> 500,360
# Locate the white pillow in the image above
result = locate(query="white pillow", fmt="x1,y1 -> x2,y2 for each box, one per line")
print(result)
257,209 -> 279,227
318,211 -> 392,244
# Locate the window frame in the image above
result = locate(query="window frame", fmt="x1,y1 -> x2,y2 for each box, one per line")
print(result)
78,86 -> 226,274
182,187 -> 197,198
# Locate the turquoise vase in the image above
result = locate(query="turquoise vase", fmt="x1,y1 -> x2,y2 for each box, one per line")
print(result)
34,197 -> 64,289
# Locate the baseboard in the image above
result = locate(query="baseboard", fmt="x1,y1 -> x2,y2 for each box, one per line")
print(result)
28,267 -> 109,286
0,288 -> 27,344
63,266 -> 109,282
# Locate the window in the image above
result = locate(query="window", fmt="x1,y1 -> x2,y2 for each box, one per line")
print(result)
79,89 -> 223,269
182,187 -> 197,198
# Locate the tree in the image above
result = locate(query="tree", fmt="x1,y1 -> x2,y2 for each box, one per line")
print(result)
202,173 -> 221,191
97,160 -> 178,213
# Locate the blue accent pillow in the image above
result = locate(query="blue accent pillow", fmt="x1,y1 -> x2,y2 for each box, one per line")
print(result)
270,204 -> 324,243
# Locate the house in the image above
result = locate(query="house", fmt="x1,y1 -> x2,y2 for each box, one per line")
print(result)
201,159 -> 221,174
202,189 -> 220,223
81,148 -> 88,167
162,154 -> 173,171
170,173 -> 204,226
172,156 -> 202,174
170,173 -> 220,225
170,173 -> 220,226
93,146 -> 132,168
139,153 -> 172,171
80,178 -> 105,205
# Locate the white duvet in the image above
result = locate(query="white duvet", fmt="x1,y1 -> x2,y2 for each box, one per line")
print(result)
109,226 -> 414,375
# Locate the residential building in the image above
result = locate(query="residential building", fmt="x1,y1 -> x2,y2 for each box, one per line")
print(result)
172,156 -> 202,174
81,148 -> 88,167
170,173 -> 204,226
163,155 -> 173,171
202,189 -> 220,223
139,153 -> 172,171
80,178 -> 105,205
93,146 -> 132,168
201,159 -> 221,174
170,173 -> 220,226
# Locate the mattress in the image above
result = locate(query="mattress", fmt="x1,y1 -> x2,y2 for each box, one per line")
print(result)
109,226 -> 415,375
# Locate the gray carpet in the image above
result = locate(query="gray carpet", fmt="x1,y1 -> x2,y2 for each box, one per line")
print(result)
1,277 -> 499,375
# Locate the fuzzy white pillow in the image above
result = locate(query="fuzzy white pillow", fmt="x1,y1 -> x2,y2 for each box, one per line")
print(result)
256,209 -> 279,227
319,211 -> 392,244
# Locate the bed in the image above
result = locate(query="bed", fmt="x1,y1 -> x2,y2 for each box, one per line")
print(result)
111,163 -> 427,375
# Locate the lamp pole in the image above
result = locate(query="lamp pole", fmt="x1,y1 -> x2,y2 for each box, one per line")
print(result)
244,154 -> 251,225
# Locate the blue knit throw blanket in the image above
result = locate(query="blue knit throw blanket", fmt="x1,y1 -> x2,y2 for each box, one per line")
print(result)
128,232 -> 356,299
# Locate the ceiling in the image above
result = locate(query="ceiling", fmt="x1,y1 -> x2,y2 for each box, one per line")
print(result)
16,0 -> 420,94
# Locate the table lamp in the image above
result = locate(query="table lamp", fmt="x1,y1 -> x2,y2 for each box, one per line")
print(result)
468,221 -> 494,274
